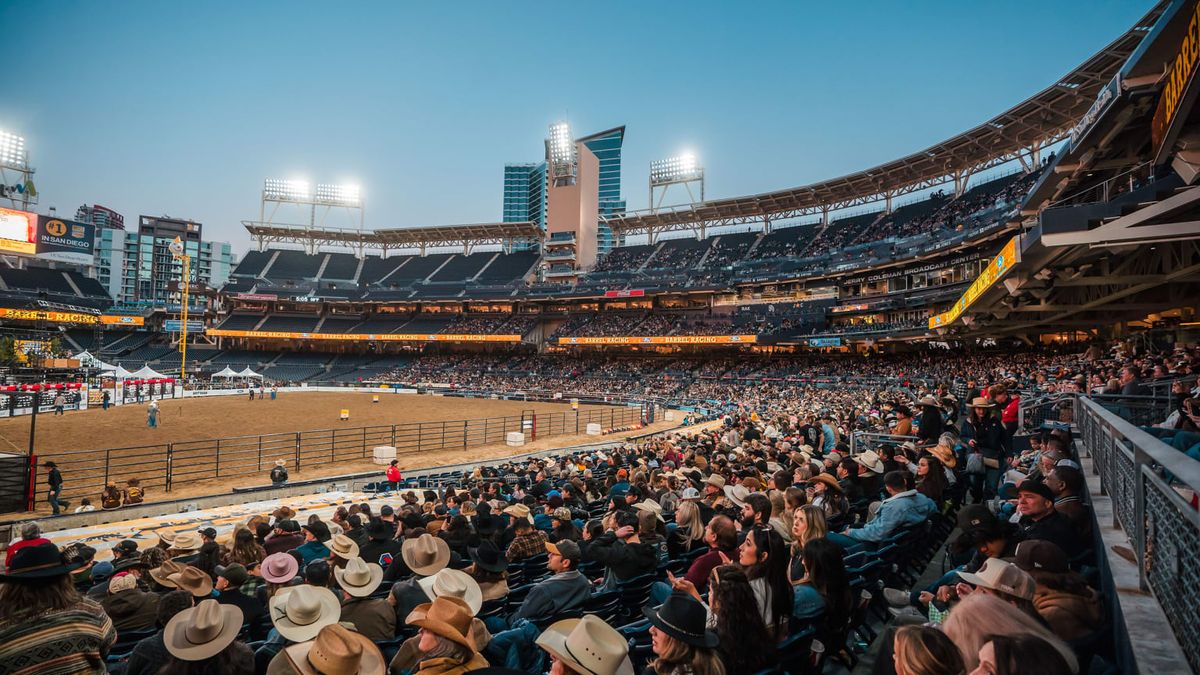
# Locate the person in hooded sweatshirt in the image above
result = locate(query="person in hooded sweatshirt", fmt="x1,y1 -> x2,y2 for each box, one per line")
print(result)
102,572 -> 161,631
1013,540 -> 1104,642
585,509 -> 658,590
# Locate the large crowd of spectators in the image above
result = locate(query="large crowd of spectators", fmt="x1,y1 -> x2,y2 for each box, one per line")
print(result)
5,339 -> 1197,675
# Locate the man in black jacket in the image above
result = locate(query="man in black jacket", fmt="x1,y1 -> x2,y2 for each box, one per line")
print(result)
585,510 -> 657,589
214,563 -> 265,625
44,461 -> 64,515
1014,481 -> 1087,560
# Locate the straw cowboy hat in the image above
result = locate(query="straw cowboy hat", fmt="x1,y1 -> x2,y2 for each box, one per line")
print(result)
723,484 -> 750,508
702,474 -> 726,490
405,596 -> 476,652
417,568 -> 484,615
333,557 -> 384,598
262,552 -> 300,583
809,473 -> 843,493
328,534 -> 360,561
168,566 -> 214,599
149,560 -> 186,588
164,599 -> 243,661
917,395 -> 940,407
502,503 -> 534,523
853,450 -> 886,475
928,444 -> 958,469
275,459 -> 287,467
283,624 -> 385,675
967,397 -> 996,409
270,585 -> 343,642
401,533 -> 450,577
162,531 -> 203,551
632,499 -> 665,522
536,615 -> 635,675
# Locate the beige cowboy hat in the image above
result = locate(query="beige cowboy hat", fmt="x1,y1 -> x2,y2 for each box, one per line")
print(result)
502,503 -> 534,523
405,596 -> 476,652
283,624 -> 385,675
702,474 -> 726,490
928,444 -> 958,469
270,585 -> 342,642
328,534 -> 360,561
149,560 -> 185,588
401,533 -> 450,577
536,614 -> 635,675
168,566 -> 214,599
333,557 -> 384,598
167,531 -> 203,552
417,568 -> 483,615
917,395 -> 940,407
810,473 -> 843,493
723,484 -> 750,508
164,599 -> 243,661
853,450 -> 886,475
632,499 -> 665,522
967,397 -> 996,409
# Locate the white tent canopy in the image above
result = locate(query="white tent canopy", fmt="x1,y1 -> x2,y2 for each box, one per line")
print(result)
131,365 -> 166,380
212,366 -> 241,379
75,351 -> 120,373
238,367 -> 263,379
113,366 -> 135,380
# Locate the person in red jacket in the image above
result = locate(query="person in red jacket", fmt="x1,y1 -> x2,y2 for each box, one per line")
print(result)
385,460 -> 402,492
4,521 -> 51,568
990,385 -> 1021,454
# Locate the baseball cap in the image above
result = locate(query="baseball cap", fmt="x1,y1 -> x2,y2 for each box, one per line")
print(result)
113,540 -> 139,556
198,527 -> 217,539
1013,540 -> 1068,574
219,563 -> 249,587
280,519 -> 301,533
956,558 -> 1036,601
545,539 -> 581,562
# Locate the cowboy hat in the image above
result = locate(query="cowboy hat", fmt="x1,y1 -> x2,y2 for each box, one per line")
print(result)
283,624 -> 385,675
164,599 -> 243,661
536,615 -> 635,675
333,557 -> 384,598
275,459 -> 287,467
852,450 -> 885,475
468,541 -> 508,574
723,484 -> 750,508
632,499 -> 665,522
262,552 -> 300,583
928,444 -> 957,469
167,531 -> 203,551
917,395 -> 940,407
401,533 -> 450,577
149,560 -> 186,588
0,542 -> 83,581
956,558 -> 1035,601
967,397 -> 995,409
809,473 -> 843,493
405,596 -> 476,652
642,592 -> 718,649
417,568 -> 483,615
168,566 -> 214,599
271,585 -> 342,642
702,474 -> 726,490
328,534 -> 360,561
502,503 -> 534,523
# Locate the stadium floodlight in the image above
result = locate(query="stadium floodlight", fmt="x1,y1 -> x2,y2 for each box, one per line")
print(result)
263,178 -> 312,202
650,153 -> 703,185
315,183 -> 362,207
0,130 -> 27,168
547,122 -> 577,185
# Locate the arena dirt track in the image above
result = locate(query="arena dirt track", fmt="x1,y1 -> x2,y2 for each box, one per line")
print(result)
0,392 -> 610,454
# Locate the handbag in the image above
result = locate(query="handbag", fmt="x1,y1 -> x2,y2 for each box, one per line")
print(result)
966,452 -> 985,475
982,456 -> 1001,470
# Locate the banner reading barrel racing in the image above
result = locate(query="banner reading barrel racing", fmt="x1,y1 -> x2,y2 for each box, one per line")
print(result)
36,215 -> 94,264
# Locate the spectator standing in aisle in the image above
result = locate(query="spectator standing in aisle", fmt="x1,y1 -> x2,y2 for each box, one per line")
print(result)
44,460 -> 64,515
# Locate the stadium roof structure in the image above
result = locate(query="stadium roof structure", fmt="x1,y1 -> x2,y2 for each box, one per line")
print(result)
242,220 -> 541,255
604,2 -> 1170,241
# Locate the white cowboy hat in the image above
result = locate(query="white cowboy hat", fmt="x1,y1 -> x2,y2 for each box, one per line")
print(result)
416,567 -> 483,615
536,615 -> 634,675
270,585 -> 342,642
853,450 -> 886,475
333,557 -> 384,598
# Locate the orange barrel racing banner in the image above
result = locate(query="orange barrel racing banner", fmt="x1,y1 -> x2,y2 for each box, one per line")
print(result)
556,335 -> 757,345
206,329 -> 523,342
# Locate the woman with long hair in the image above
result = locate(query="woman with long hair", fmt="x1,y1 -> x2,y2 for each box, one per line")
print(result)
892,625 -> 965,675
645,593 -> 726,675
943,594 -> 1077,673
738,525 -> 793,639
792,537 -> 853,646
788,504 -> 829,583
915,455 -> 948,504
223,527 -> 266,568
974,634 -> 1073,675
671,500 -> 707,556
707,565 -> 777,674
767,490 -> 792,542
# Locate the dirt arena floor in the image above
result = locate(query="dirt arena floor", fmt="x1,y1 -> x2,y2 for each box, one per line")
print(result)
0,391 -> 611,454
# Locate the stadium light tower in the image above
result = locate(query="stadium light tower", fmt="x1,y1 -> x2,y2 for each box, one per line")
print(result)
546,122 -> 577,187
0,128 -> 37,210
649,153 -> 705,213
259,178 -> 365,248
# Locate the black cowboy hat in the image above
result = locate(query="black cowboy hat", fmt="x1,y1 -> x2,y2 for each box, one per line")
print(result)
112,556 -> 148,574
468,540 -> 508,573
303,521 -> 333,543
642,592 -> 718,648
0,542 -> 83,581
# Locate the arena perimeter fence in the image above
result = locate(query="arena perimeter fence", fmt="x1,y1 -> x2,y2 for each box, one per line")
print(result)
32,404 -> 646,507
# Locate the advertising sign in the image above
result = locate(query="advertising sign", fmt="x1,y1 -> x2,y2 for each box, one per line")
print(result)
807,337 -> 843,347
100,315 -> 146,326
928,235 -> 1020,329
604,289 -> 646,298
205,329 -> 522,343
1152,0 -> 1200,161
557,335 -> 757,345
0,207 -> 36,255
0,308 -> 145,326
36,215 -> 95,264
165,320 -> 206,332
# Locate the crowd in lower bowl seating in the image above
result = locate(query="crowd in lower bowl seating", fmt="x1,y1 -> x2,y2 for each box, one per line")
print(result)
9,341 -> 1196,674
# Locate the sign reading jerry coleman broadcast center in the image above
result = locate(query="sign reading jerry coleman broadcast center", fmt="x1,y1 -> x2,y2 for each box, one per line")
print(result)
35,215 -> 94,264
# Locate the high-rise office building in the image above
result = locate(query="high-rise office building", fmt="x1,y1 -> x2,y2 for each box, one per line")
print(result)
76,205 -> 127,300
504,124 -> 624,256
579,126 -> 626,254
121,216 -> 234,307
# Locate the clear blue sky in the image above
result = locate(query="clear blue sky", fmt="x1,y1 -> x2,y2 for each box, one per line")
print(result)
0,1 -> 1152,254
